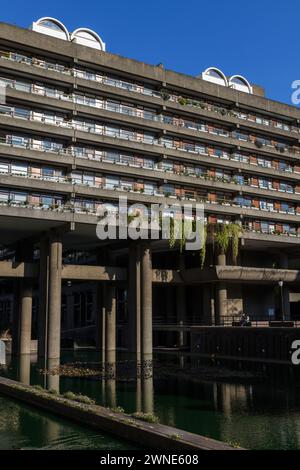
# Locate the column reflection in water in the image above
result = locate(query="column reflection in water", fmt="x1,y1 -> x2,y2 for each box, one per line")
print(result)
142,376 -> 154,414
18,354 -> 31,385
46,358 -> 60,393
105,379 -> 117,409
135,378 -> 142,413
0,340 -> 6,366
105,348 -> 116,407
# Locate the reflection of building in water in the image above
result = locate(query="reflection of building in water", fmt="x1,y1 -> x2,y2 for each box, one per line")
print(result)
105,379 -> 116,409
142,377 -> 154,414
18,354 -> 31,385
46,358 -> 60,393
213,382 -> 252,417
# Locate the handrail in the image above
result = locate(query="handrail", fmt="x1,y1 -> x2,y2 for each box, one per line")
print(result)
1,49 -> 300,137
1,75 -> 300,154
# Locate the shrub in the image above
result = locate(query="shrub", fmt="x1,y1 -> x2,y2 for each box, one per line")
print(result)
62,391 -> 76,400
110,406 -> 125,414
131,412 -> 160,424
62,391 -> 95,405
33,385 -> 44,392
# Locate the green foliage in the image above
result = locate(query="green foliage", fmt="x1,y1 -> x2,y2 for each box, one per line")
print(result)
160,92 -> 170,101
215,224 -> 231,254
200,224 -> 207,269
230,223 -> 243,261
131,412 -> 160,424
63,391 -> 76,400
32,385 -> 44,392
62,391 -> 95,405
127,213 -> 139,224
178,97 -> 189,106
169,217 -> 176,249
110,406 -> 125,413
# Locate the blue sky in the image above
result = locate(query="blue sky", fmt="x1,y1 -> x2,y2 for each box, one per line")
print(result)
1,0 -> 299,105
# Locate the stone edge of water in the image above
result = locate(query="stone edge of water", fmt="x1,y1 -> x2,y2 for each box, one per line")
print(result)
0,376 -> 241,451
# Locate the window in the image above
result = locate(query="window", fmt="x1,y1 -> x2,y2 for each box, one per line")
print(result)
144,183 -> 155,195
15,107 -> 30,119
0,162 -> 9,173
11,162 -> 28,175
41,196 -> 52,206
42,167 -> 54,178
0,191 -> 8,201
11,135 -> 25,146
105,176 -> 119,190
83,173 -> 94,185
15,81 -> 31,93
107,100 -> 119,112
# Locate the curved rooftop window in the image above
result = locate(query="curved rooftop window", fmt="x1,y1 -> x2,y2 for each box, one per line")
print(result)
31,17 -> 106,50
31,17 -> 69,40
202,67 -> 228,86
229,75 -> 253,94
71,28 -> 105,51
39,19 -> 64,31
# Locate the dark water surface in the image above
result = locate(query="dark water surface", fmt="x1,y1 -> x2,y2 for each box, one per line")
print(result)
1,351 -> 300,450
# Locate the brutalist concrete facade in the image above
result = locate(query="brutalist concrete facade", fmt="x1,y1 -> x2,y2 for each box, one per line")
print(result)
0,18 -> 299,363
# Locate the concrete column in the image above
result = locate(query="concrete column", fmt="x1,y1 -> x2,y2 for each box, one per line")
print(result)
141,244 -> 153,373
18,353 -> 31,385
216,282 -> 227,325
47,235 -> 62,361
202,284 -> 212,325
279,253 -> 291,320
19,281 -> 33,355
176,285 -> 186,347
142,377 -> 154,414
105,283 -> 116,378
38,238 -> 49,358
217,252 -> 226,266
106,379 -> 117,408
166,287 -> 174,346
215,251 -> 227,325
47,358 -> 60,393
95,283 -> 105,353
12,280 -> 20,356
128,244 -> 141,363
175,255 -> 186,345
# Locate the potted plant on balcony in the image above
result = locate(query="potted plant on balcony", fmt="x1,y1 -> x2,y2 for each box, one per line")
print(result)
255,140 -> 263,148
160,92 -> 170,101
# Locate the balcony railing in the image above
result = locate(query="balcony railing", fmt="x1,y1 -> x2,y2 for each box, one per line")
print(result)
1,49 -> 300,138
0,134 -> 299,199
0,166 -> 298,219
0,196 -> 298,237
2,76 -> 300,155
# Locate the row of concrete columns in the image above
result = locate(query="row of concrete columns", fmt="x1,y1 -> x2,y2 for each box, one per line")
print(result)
127,243 -> 153,369
11,237 -> 291,361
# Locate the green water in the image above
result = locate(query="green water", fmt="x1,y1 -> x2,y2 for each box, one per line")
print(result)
1,352 -> 300,450
0,395 -> 136,450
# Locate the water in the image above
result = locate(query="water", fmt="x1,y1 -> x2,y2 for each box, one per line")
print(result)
0,394 -> 136,450
1,351 -> 300,450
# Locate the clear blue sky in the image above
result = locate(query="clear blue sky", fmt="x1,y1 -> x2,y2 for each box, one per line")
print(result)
1,0 -> 299,105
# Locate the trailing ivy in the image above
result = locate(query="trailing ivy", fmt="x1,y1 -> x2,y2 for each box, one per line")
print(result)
215,224 -> 231,254
200,224 -> 207,269
169,217 -> 176,248
230,223 -> 243,261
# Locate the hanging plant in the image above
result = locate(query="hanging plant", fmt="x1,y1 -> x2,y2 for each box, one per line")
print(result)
200,224 -> 207,269
169,217 -> 176,248
229,223 -> 243,261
